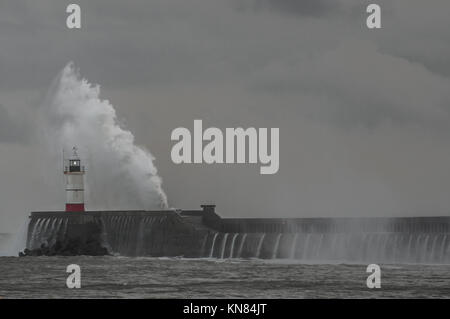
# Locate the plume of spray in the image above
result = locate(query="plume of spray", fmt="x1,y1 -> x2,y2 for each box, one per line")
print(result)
39,62 -> 168,210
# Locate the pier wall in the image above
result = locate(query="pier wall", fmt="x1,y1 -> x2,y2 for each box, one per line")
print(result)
26,206 -> 450,263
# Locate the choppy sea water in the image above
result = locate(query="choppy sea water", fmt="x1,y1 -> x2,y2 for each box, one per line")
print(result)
0,256 -> 449,298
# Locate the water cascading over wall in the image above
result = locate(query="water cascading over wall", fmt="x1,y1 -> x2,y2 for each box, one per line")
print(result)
202,216 -> 450,263
27,209 -> 450,263
98,212 -> 208,256
27,211 -> 209,257
201,231 -> 450,263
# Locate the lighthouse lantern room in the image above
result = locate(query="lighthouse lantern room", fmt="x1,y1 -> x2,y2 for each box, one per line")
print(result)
64,147 -> 85,212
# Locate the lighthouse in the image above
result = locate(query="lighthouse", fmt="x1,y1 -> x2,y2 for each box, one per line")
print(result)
64,147 -> 85,212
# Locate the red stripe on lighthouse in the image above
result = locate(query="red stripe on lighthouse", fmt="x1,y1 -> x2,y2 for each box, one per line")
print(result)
65,203 -> 85,212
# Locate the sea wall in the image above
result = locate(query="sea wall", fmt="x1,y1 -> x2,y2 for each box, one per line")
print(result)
199,205 -> 450,233
27,210 -> 210,257
26,206 -> 450,263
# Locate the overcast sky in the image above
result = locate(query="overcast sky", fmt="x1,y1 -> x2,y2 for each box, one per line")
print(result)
1,0 -> 450,232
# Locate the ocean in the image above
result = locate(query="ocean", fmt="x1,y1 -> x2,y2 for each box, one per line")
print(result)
0,256 -> 449,298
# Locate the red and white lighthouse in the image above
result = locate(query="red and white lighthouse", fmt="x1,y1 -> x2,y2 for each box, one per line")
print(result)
64,147 -> 85,212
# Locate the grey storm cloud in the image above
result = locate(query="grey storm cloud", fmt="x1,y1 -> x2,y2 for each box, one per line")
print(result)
252,0 -> 341,17
248,39 -> 450,130
0,104 -> 27,143
0,104 -> 14,142
0,0 -> 449,91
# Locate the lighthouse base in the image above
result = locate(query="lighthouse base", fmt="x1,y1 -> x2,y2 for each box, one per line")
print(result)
65,204 -> 85,212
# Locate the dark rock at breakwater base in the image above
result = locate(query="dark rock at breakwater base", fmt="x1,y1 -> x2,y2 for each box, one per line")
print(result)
19,237 -> 110,257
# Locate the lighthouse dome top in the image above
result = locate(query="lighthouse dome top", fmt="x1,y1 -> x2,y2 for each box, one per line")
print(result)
70,146 -> 80,159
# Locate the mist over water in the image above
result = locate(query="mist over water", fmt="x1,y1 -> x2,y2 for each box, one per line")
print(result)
39,62 -> 168,210
0,217 -> 28,256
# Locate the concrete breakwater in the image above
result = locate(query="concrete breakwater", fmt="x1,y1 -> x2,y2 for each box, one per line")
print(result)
26,205 -> 450,263
26,210 -> 208,257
